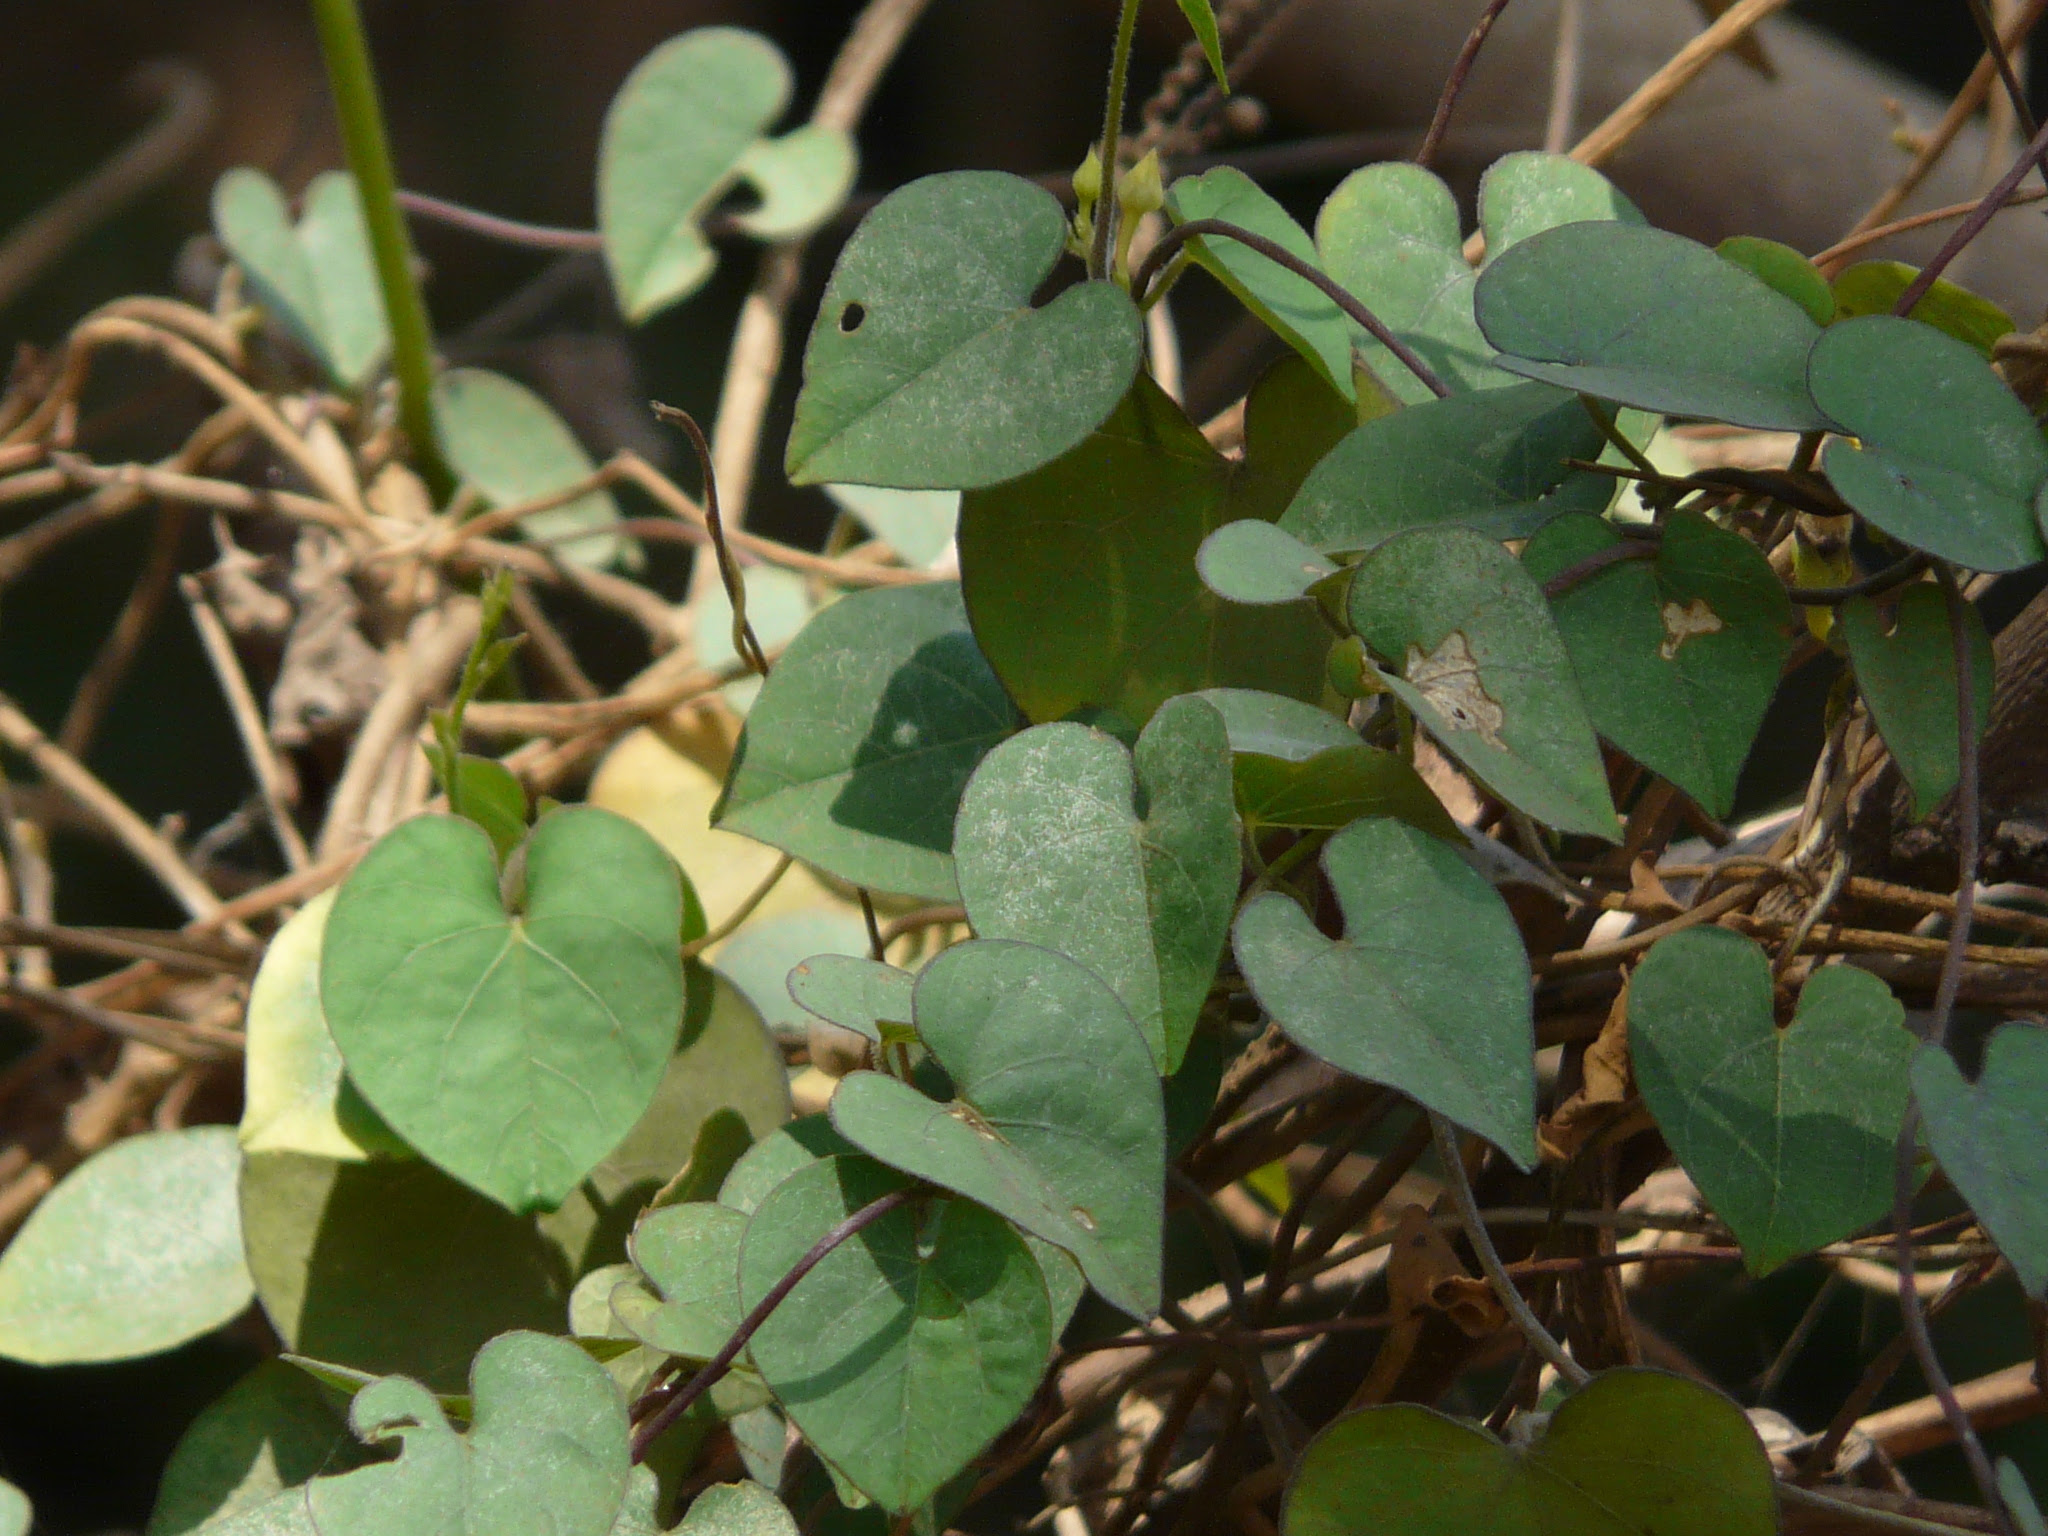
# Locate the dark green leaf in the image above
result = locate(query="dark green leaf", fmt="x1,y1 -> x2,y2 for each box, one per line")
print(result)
305,1332 -> 630,1536
1280,382 -> 1609,557
451,756 -> 528,862
212,168 -> 387,391
740,1157 -> 1049,1511
149,1363 -> 360,1536
1913,1023 -> 2048,1297
1810,315 -> 2048,573
1840,585 -> 1996,818
714,582 -> 1017,901
1630,929 -> 1914,1273
1716,237 -> 1835,325
600,28 -> 855,322
1475,222 -> 1828,431
1235,746 -> 1458,837
1349,528 -> 1616,840
959,361 -> 1341,726
785,172 -> 1142,488
953,698 -> 1238,1072
0,1128 -> 252,1364
1234,818 -> 1536,1166
323,808 -> 685,1213
829,940 -> 1166,1316
435,368 -> 638,571
240,1153 -> 566,1394
1282,1369 -> 1776,1536
1191,689 -> 1357,761
1833,260 -> 2015,358
1522,509 -> 1791,817
788,956 -> 915,1044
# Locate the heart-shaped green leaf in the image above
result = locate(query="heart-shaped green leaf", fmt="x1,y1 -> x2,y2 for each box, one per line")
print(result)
611,1202 -> 747,1360
714,582 -> 1017,901
241,1153 -> 566,1394
304,1332 -> 630,1536
678,1483 -> 797,1536
149,1362 -> 360,1536
434,368 -> 638,572
1349,527 -> 1616,840
1475,222 -> 1828,431
212,168 -> 388,391
322,806 -> 685,1213
1281,382 -> 1609,556
1477,152 -> 1645,259
1913,1023 -> 2048,1297
240,889 -> 406,1162
785,171 -> 1141,488
788,955 -> 914,1044
719,1116 -> 859,1217
1717,237 -> 1835,326
829,939 -> 1166,1316
1170,168 -> 1356,400
1840,585 -> 1995,818
1522,508 -> 1791,818
541,976 -> 791,1277
1833,261 -> 2014,358
1197,520 -> 1336,605
959,358 -> 1345,726
1630,928 -> 1914,1273
1235,746 -> 1458,838
0,1128 -> 252,1365
599,27 -> 855,322
740,1156 -> 1050,1511
954,698 -> 1238,1072
1282,1368 -> 1776,1536
1811,316 -> 2048,573
1234,817 -> 1536,1166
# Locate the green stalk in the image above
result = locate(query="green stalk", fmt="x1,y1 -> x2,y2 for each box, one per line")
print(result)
1089,0 -> 1143,280
307,0 -> 451,494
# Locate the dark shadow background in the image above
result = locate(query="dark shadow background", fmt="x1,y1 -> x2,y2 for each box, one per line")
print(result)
0,1 -> 2041,1529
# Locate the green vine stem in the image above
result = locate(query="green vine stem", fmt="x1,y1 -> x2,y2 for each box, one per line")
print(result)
307,0 -> 451,494
1090,0 -> 1143,280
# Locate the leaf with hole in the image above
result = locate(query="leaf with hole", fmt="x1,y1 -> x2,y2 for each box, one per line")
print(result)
714,582 -> 1017,901
609,1202 -> 747,1361
1811,315 -> 2048,573
241,1152 -> 566,1394
960,357 -> 1345,726
434,368 -> 638,571
1169,168 -> 1356,400
1629,928 -> 1914,1273
0,1127 -> 252,1365
240,890 -> 407,1163
1234,818 -> 1536,1166
829,939 -> 1166,1315
1280,382 -> 1609,556
148,1362 -> 360,1536
1475,221 -> 1828,431
788,955 -> 915,1044
297,1331 -> 630,1536
1522,509 -> 1791,818
1840,586 -> 1995,818
1913,1023 -> 2048,1297
785,171 -> 1141,488
1349,527 -> 1615,840
1716,237 -> 1834,326
599,27 -> 855,322
954,698 -> 1237,1073
322,807 -> 685,1213
212,168 -> 387,391
1282,1368 -> 1776,1536
741,1156 -> 1050,1512
1833,261 -> 2014,359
